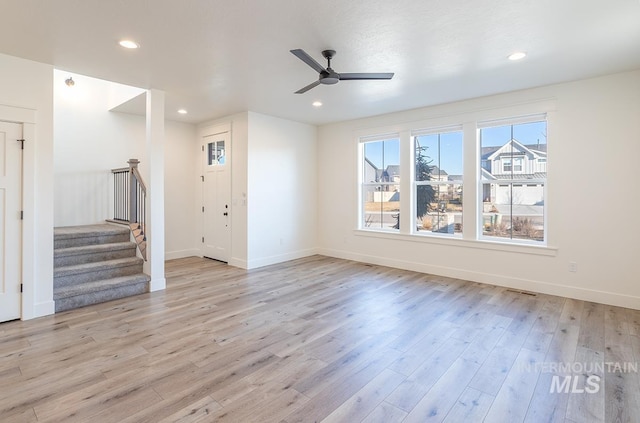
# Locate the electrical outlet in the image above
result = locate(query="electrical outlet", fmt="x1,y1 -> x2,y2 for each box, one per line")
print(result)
568,261 -> 577,272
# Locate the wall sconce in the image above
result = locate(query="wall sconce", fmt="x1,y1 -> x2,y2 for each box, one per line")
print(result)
65,77 -> 75,87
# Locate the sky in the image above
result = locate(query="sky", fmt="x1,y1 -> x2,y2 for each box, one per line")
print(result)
364,121 -> 547,175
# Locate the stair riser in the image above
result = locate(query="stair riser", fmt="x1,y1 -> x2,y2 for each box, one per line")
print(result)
55,282 -> 148,312
55,248 -> 136,267
55,264 -> 143,288
54,233 -> 130,249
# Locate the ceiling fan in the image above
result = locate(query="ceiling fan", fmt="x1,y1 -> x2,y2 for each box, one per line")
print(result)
290,49 -> 394,94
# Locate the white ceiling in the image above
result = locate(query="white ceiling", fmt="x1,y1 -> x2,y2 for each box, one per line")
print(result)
1,0 -> 639,125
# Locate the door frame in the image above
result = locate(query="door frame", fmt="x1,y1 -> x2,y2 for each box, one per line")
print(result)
0,104 -> 55,320
198,122 -> 232,262
0,104 -> 42,320
0,120 -> 23,321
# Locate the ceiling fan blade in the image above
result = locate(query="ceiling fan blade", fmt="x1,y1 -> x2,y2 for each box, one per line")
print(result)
339,72 -> 395,80
290,49 -> 326,74
295,80 -> 322,94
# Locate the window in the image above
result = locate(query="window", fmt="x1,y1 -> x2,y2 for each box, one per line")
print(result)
480,119 -> 547,242
538,158 -> 547,172
502,156 -> 522,173
207,140 -> 225,166
357,109 -> 549,247
360,137 -> 400,231
513,158 -> 523,172
503,158 -> 512,173
413,129 -> 463,235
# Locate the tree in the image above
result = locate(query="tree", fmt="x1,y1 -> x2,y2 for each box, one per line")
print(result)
415,144 -> 435,219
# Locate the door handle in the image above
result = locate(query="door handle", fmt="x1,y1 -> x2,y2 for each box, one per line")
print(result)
223,212 -> 228,216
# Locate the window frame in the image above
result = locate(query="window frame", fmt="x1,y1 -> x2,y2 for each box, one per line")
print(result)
207,140 -> 226,166
503,158 -> 512,173
513,157 -> 523,172
354,100 -> 554,252
478,115 -> 548,245
411,126 -> 464,238
358,134 -> 401,233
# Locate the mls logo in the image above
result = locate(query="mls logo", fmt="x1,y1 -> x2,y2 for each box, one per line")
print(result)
550,375 -> 600,394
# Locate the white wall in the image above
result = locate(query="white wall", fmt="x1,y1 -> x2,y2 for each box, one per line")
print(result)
0,53 -> 55,319
54,71 -> 146,226
318,70 -> 640,309
164,120 -> 198,259
53,70 -> 198,258
196,111 -> 317,269
246,112 -> 317,268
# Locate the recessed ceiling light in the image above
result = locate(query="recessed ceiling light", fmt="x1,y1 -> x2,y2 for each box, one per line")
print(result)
177,109 -> 188,114
508,51 -> 527,61
312,101 -> 323,107
119,40 -> 140,49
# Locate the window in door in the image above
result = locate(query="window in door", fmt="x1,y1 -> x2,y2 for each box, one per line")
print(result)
207,140 -> 226,166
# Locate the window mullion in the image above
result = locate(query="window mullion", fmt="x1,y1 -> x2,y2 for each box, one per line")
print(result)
399,130 -> 412,234
462,121 -> 478,240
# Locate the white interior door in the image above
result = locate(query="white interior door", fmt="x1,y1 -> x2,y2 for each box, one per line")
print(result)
0,121 -> 22,322
202,131 -> 231,262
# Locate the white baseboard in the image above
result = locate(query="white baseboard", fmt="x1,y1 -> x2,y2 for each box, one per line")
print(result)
318,248 -> 640,310
165,249 -> 200,261
228,257 -> 248,269
245,248 -> 319,270
24,300 -> 55,320
149,277 -> 166,292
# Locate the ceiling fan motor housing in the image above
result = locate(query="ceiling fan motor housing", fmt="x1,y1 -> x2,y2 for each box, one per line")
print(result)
320,70 -> 339,85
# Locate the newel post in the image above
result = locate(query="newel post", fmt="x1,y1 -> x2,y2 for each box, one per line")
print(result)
128,158 -> 140,224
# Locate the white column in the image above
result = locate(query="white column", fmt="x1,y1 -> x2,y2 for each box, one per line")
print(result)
146,89 -> 166,291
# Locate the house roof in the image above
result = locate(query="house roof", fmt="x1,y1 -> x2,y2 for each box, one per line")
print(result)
481,142 -> 547,160
385,165 -> 400,177
364,157 -> 378,171
373,164 -> 400,181
429,165 -> 448,176
0,1 -> 638,126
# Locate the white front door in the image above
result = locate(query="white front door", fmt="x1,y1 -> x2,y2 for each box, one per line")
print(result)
0,122 -> 23,322
202,131 -> 231,262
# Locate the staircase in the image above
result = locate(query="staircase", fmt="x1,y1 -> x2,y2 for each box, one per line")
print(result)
54,224 -> 150,313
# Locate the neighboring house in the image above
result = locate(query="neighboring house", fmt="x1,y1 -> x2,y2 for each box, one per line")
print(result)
364,158 -> 379,184
382,164 -> 400,184
427,166 -> 463,205
481,139 -> 547,205
428,165 -> 449,182
364,140 -> 545,207
364,160 -> 400,202
365,160 -> 401,184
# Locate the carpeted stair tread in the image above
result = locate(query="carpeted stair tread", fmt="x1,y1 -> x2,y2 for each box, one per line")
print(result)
54,242 -> 138,267
55,242 -> 136,257
54,224 -> 131,249
54,224 -> 130,239
54,241 -> 136,256
55,256 -> 143,277
53,274 -> 151,300
54,274 -> 150,312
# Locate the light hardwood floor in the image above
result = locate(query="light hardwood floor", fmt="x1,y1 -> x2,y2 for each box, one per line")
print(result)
2,255 -> 639,422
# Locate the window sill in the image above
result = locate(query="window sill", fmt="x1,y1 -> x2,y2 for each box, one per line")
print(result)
353,229 -> 558,257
